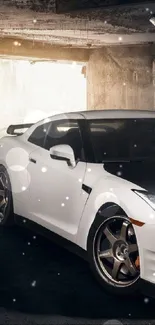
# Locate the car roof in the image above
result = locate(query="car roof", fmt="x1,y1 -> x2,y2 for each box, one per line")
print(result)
44,109 -> 155,121
22,109 -> 155,140
78,109 -> 155,119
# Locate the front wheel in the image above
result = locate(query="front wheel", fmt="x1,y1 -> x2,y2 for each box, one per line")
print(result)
87,215 -> 140,296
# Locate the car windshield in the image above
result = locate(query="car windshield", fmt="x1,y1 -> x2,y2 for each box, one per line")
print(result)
88,118 -> 155,163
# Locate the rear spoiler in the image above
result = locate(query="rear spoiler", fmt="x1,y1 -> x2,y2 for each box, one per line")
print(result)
7,123 -> 34,136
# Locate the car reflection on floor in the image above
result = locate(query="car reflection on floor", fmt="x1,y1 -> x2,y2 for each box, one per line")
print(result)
0,219 -> 154,319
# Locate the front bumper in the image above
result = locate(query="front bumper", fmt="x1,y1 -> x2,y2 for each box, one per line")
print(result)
134,223 -> 155,285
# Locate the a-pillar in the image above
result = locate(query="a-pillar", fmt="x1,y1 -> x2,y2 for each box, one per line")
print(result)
87,45 -> 155,110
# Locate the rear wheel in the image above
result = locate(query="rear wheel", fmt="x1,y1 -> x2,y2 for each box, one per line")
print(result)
87,214 -> 140,296
0,166 -> 14,226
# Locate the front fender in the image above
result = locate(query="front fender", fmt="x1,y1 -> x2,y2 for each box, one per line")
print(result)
76,180 -> 154,251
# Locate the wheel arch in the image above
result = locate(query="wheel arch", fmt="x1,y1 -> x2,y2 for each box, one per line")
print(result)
86,202 -> 140,296
0,162 -> 14,189
86,202 -> 127,251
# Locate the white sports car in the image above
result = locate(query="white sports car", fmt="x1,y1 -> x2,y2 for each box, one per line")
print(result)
0,109 -> 155,297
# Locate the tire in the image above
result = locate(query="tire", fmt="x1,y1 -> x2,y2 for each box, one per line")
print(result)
0,165 -> 14,226
87,210 -> 140,296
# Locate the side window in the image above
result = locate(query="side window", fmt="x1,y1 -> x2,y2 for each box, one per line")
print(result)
28,122 -> 51,148
45,119 -> 84,161
88,119 -> 130,162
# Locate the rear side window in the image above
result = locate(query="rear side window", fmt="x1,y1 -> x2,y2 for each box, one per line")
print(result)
88,118 -> 155,163
28,122 -> 51,148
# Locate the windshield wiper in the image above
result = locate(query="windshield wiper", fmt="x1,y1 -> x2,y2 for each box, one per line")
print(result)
102,159 -> 130,163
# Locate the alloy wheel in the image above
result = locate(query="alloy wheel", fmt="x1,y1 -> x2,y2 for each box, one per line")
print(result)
93,216 -> 140,287
0,172 -> 9,222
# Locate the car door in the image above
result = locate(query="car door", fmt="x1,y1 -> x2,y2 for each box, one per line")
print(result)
27,116 -> 88,242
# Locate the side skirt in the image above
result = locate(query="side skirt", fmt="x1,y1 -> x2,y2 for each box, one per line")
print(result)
14,214 -> 88,261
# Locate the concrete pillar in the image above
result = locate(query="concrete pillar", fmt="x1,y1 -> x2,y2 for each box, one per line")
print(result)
87,45 -> 154,110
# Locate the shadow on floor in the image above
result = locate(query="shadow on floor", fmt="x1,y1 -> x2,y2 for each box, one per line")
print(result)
0,223 -> 154,319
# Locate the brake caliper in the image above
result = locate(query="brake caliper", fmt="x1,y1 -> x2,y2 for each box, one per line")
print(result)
135,256 -> 140,268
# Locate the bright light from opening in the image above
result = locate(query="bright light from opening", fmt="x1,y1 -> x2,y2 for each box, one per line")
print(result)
0,60 -> 86,136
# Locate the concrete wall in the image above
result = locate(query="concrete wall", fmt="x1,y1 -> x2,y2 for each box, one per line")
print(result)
87,45 -> 155,110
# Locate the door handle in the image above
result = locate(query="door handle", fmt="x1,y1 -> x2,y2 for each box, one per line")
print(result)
29,157 -> 37,164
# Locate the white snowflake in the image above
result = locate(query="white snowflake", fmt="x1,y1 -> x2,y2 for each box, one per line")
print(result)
6,147 -> 29,171
13,298 -> 16,302
61,203 -> 65,207
31,280 -> 36,287
41,167 -> 47,173
71,61 -> 76,68
117,171 -> 122,176
144,297 -> 149,304
13,41 -> 19,46
28,242 -> 31,246
22,252 -> 25,256
33,236 -> 36,240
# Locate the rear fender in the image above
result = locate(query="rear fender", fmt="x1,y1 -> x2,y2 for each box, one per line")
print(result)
0,137 -> 35,216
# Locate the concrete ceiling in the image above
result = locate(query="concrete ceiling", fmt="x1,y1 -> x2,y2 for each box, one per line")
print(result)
56,0 -> 155,12
0,0 -> 154,49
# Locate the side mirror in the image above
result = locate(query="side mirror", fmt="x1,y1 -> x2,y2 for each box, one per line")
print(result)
50,144 -> 76,167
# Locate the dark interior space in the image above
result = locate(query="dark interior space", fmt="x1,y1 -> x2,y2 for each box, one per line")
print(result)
0,223 -> 154,321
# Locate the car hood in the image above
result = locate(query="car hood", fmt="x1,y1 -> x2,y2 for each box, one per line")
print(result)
103,161 -> 155,193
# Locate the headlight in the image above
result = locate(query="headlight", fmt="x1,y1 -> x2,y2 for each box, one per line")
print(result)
133,190 -> 155,210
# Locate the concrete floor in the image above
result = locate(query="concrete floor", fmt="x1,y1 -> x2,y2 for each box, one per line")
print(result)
0,220 -> 155,324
